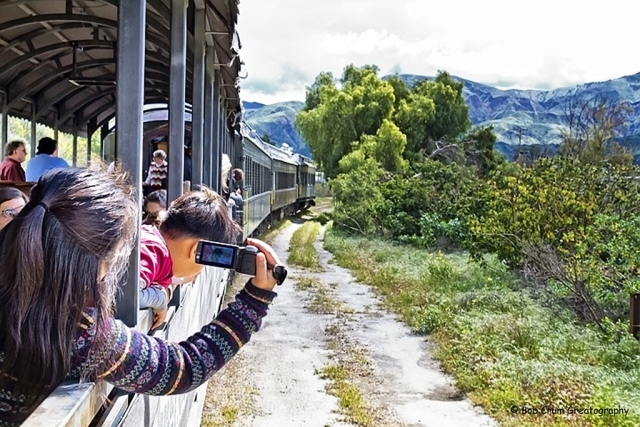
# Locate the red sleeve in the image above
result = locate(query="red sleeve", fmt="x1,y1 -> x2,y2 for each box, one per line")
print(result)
139,239 -> 173,288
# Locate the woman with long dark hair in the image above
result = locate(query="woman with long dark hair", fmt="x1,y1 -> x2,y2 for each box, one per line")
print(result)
0,167 -> 283,426
0,187 -> 28,230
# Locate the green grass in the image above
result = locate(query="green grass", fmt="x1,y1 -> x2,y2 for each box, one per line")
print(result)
288,221 -> 322,270
220,406 -> 238,423
323,225 -> 640,427
319,365 -> 373,427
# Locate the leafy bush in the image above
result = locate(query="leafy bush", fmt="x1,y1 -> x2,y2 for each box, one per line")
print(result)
468,157 -> 640,323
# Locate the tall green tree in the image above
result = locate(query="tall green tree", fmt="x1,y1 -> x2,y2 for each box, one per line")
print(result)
303,72 -> 335,112
396,71 -> 471,154
296,64 -> 395,178
385,74 -> 411,111
462,125 -> 502,177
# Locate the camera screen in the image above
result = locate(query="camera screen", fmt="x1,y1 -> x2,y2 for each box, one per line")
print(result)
200,243 -> 236,268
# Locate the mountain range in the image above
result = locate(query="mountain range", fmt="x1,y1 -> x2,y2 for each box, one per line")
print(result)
243,72 -> 640,161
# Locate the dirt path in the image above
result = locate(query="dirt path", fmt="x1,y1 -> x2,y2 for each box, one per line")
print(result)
202,220 -> 497,427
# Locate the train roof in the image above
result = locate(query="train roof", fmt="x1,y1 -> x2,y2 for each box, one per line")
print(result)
0,0 -> 242,137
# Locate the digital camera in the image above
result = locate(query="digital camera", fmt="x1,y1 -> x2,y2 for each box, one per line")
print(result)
195,241 -> 258,275
195,240 -> 288,285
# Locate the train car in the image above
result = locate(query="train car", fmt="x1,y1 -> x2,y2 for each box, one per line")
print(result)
264,144 -> 299,218
241,129 -> 273,239
295,154 -> 317,211
238,123 -> 318,238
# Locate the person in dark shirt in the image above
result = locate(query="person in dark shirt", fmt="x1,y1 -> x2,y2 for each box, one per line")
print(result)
0,140 -> 27,182
25,137 -> 69,182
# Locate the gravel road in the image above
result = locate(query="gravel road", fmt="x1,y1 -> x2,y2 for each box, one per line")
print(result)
202,221 -> 497,427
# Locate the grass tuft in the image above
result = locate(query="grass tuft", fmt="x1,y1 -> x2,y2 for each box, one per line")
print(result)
288,221 -> 323,270
319,365 -> 374,427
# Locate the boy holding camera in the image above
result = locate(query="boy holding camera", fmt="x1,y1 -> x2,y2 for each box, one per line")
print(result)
140,187 -> 250,329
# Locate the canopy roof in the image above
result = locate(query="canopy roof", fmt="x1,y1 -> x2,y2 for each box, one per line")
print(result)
0,0 -> 242,135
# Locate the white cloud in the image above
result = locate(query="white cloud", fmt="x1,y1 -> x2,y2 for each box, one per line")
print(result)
237,0 -> 640,104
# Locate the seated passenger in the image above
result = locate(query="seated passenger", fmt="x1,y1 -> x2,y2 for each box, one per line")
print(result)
0,140 -> 27,182
25,137 -> 69,182
0,188 -> 28,230
139,186 -> 244,329
0,167 -> 284,425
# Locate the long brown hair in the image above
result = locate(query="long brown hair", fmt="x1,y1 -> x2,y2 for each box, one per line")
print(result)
0,167 -> 137,407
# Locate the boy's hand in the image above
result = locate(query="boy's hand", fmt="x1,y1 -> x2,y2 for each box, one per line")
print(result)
152,307 -> 168,329
246,238 -> 284,292
151,287 -> 171,329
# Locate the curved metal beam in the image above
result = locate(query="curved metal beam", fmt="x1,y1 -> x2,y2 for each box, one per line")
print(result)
0,0 -> 109,11
0,22 -> 99,57
0,14 -> 170,56
81,102 -> 117,131
94,95 -> 177,131
7,58 -> 114,109
0,14 -> 118,34
35,86 -> 85,120
33,65 -> 185,119
59,88 -> 116,124
35,61 -> 173,104
0,40 -> 115,78
68,87 -> 169,129
81,87 -> 172,129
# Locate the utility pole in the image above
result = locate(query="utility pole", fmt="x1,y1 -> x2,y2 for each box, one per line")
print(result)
514,126 -> 526,164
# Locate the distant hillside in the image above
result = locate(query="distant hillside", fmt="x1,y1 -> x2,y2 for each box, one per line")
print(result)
243,72 -> 640,161
398,72 -> 640,160
243,101 -> 266,112
243,101 -> 309,157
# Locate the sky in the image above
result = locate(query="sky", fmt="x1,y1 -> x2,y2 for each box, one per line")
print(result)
236,0 -> 640,105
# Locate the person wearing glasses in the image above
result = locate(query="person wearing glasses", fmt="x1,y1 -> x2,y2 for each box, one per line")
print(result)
0,141 -> 27,182
0,187 -> 28,230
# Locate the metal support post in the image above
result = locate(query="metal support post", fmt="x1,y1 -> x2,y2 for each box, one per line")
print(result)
87,117 -> 97,165
167,0 -> 187,203
203,44 -> 215,188
30,101 -> 36,156
191,7 -> 205,189
53,109 -> 59,141
72,117 -> 78,166
115,0 -> 146,327
1,92 -> 7,145
211,69 -> 221,193
100,123 -> 109,160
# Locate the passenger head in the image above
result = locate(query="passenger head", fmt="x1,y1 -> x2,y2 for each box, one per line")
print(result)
5,140 -> 27,163
144,189 -> 167,214
0,187 -> 28,230
0,167 -> 137,406
153,149 -> 166,165
159,186 -> 240,277
232,168 -> 244,182
36,137 -> 58,156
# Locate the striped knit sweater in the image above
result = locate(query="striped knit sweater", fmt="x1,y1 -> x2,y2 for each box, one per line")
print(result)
0,282 -> 276,426
145,161 -> 168,191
